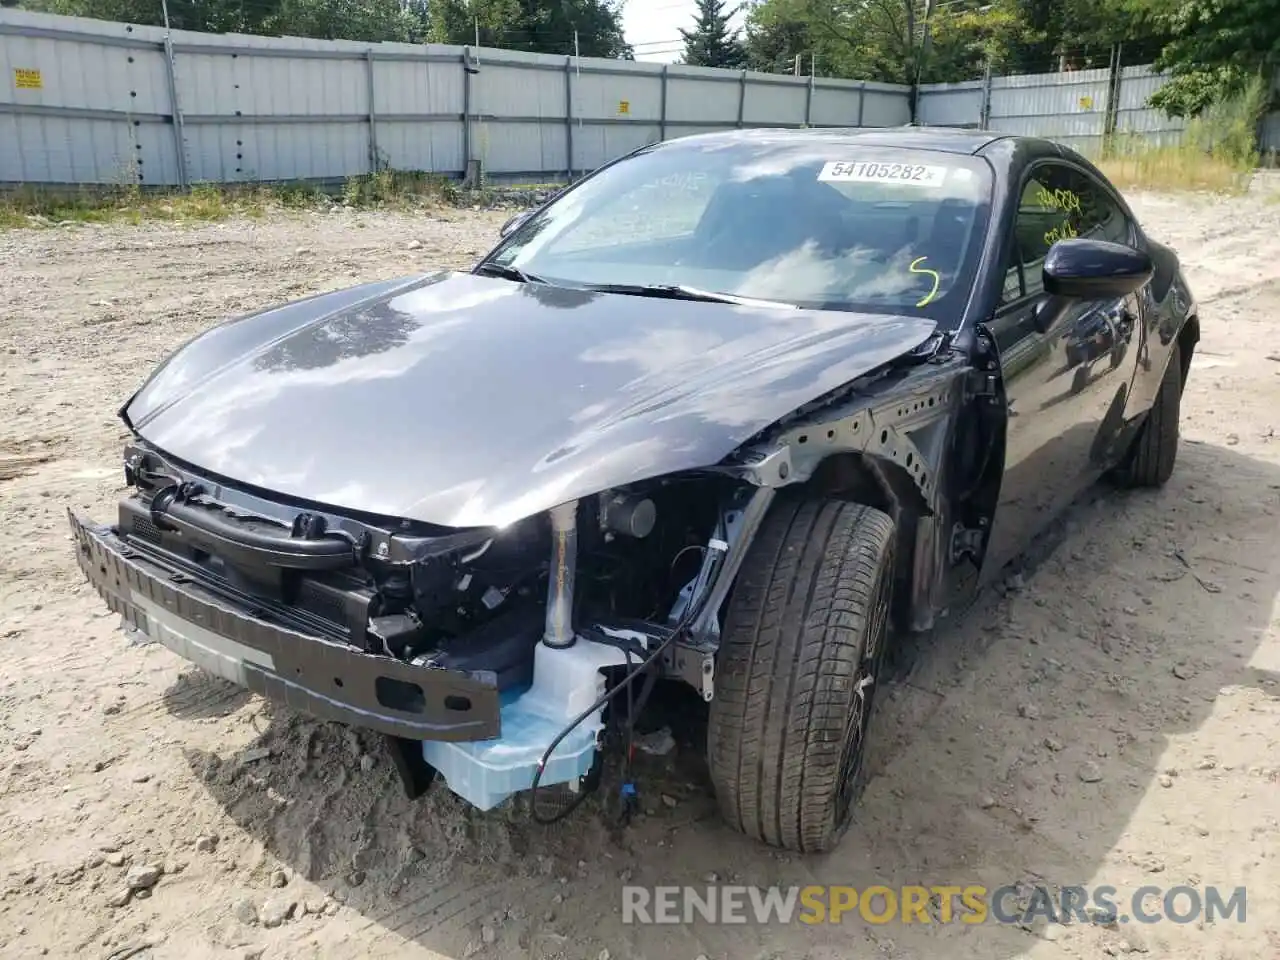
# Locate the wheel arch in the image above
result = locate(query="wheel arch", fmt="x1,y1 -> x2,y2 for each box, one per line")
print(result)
791,451 -> 925,629
720,360 -> 982,634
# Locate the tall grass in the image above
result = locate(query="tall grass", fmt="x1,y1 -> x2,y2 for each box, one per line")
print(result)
340,169 -> 460,207
1098,76 -> 1267,194
0,170 -> 464,229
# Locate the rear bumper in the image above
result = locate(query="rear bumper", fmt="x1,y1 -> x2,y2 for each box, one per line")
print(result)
69,510 -> 501,742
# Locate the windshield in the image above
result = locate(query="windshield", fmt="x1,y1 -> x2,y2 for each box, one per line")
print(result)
484,135 -> 993,326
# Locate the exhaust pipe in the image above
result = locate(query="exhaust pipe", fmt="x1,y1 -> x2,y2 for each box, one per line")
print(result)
542,500 -> 578,649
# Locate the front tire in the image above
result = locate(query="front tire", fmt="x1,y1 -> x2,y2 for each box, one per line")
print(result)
707,499 -> 894,854
1112,342 -> 1182,488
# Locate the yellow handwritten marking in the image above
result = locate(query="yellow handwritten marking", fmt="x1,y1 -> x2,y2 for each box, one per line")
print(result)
1035,186 -> 1081,215
910,256 -> 941,307
1044,220 -> 1079,246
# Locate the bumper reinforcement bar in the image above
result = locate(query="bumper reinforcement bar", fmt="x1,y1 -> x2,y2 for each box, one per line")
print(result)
68,510 -> 501,742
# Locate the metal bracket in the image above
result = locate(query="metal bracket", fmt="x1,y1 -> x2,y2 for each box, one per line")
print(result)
662,638 -> 716,702
967,368 -> 999,401
949,521 -> 987,564
733,444 -> 794,488
688,487 -> 775,641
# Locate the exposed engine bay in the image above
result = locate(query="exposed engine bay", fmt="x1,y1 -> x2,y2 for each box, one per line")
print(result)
367,475 -> 735,663
123,444 -> 741,667
105,441 -> 762,812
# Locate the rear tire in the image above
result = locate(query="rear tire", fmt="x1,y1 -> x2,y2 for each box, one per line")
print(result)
1112,342 -> 1182,488
707,498 -> 894,854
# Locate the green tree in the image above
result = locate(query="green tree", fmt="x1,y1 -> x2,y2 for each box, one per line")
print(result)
741,0 -> 1168,84
744,0 -> 814,74
922,3 -> 1025,81
260,0 -> 431,42
1138,0 -> 1280,117
428,0 -> 520,47
23,0 -> 631,56
742,0 -> 989,84
428,0 -> 631,57
680,0 -> 747,68
803,0 -> 919,83
977,0 -> 1163,73
26,0 -> 431,41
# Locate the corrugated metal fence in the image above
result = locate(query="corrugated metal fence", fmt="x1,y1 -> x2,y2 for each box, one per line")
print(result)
2,8 -> 1275,188
916,63 -> 1280,154
0,8 -> 908,186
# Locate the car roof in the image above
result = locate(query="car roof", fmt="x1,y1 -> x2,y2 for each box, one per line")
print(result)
659,126 -> 1012,156
655,127 -> 1084,164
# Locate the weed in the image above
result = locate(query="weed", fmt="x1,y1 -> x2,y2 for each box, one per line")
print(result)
340,169 -> 459,207
0,168 -> 467,229
1098,77 -> 1267,195
171,182 -> 230,220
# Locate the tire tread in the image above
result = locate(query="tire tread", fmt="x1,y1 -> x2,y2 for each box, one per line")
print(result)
1115,342 -> 1182,488
707,498 -> 894,853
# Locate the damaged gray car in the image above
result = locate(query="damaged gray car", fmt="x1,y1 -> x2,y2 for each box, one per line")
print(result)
70,127 -> 1199,853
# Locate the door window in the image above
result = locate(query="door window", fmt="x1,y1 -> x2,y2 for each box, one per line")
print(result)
1002,163 -> 1132,303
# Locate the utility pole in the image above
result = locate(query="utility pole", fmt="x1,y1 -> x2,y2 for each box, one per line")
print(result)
574,30 -> 582,176
910,0 -> 937,123
474,17 -> 480,46
793,53 -> 801,76
915,0 -> 935,88
158,0 -> 189,187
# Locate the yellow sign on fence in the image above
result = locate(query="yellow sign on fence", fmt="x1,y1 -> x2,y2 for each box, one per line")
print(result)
1078,94 -> 1094,110
618,100 -> 630,115
14,68 -> 42,90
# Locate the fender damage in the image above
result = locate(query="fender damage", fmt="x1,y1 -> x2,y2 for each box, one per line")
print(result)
73,270 -> 951,810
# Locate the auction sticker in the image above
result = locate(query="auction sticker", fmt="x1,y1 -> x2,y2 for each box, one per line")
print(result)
819,160 -> 946,186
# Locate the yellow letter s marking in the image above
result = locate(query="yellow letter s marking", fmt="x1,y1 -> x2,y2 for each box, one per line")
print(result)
910,256 -> 941,308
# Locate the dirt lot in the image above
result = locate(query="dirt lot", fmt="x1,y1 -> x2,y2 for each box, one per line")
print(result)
1,187 -> 1279,960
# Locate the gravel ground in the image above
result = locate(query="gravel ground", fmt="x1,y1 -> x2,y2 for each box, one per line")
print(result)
1,191 -> 1279,960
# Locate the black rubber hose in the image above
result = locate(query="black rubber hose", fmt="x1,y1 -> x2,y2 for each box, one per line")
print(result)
528,625 -> 682,825
528,551 -> 722,824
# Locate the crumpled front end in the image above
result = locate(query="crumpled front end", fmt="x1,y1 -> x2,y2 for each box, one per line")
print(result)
71,440 -> 765,810
72,270 -> 946,812
69,511 -> 505,742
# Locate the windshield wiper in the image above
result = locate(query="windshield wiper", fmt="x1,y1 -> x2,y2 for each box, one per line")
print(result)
582,283 -> 796,308
473,262 -> 549,284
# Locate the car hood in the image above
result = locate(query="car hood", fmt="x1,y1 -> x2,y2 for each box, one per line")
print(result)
124,271 -> 937,528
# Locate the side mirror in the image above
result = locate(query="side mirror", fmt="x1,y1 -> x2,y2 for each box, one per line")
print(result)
1043,238 -> 1153,300
499,210 -> 533,238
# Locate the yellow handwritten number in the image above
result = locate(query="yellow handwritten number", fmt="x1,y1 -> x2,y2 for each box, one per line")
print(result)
910,256 -> 941,308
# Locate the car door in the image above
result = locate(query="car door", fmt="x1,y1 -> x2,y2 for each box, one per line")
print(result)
981,160 -> 1145,576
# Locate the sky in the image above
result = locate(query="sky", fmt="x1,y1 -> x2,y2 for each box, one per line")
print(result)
622,0 -> 749,63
